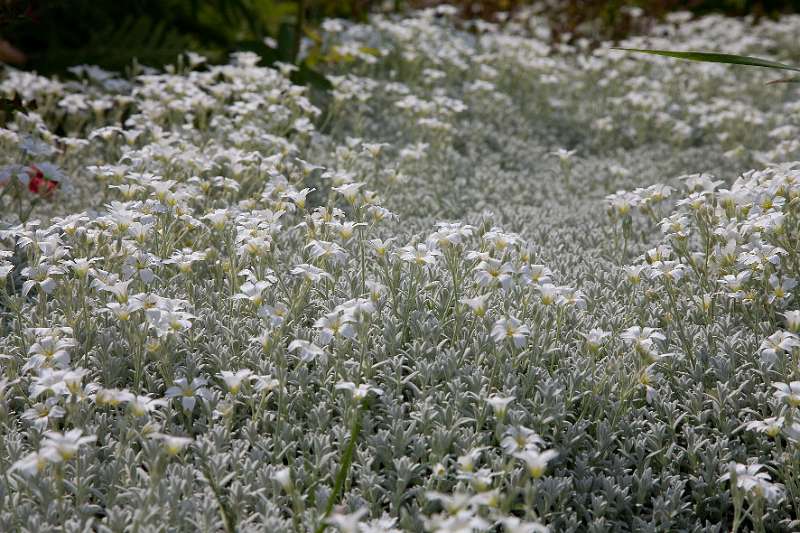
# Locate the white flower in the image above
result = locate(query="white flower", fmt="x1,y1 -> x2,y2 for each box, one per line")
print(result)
745,417 -> 784,439
514,449 -> 558,478
327,508 -> 368,533
27,335 -> 73,370
424,509 -> 489,533
759,331 -> 800,364
314,311 -> 356,345
94,387 -> 135,407
425,491 -> 475,514
621,326 -> 665,357
217,369 -> 253,394
360,513 -> 402,533
129,395 -> 167,417
152,309 -> 195,338
456,448 -> 482,473
721,462 -> 783,503
368,238 -> 395,258
647,261 -> 688,283
291,263 -> 334,283
581,328 -> 610,352
557,287 -> 587,309
398,243 -> 441,266
338,298 -> 376,323
429,222 -> 474,248
537,284 -> 560,306
332,182 -> 364,202
10,449 -> 60,476
768,274 -> 797,305
773,381 -> 800,407
460,294 -> 491,317
165,377 -> 210,411
606,190 -> 639,217
681,173 -> 722,193
29,368 -> 69,397
149,433 -> 193,455
282,187 -> 315,209
233,280 -> 272,306
491,316 -> 530,348
335,381 -> 383,401
624,265 -> 646,285
475,258 -> 514,289
486,394 -> 514,418
21,397 -> 65,431
306,240 -> 348,264
259,302 -> 289,326
329,220 -> 366,241
784,310 -> 800,333
501,517 -> 550,533
273,467 -> 293,491
253,374 -> 280,393
523,264 -> 553,286
42,429 -> 96,461
549,148 -> 576,163
288,339 -> 326,363
719,271 -> 751,299
164,248 -> 206,273
63,257 -> 100,278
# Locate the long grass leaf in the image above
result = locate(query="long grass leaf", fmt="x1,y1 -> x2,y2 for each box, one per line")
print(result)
613,48 -> 800,72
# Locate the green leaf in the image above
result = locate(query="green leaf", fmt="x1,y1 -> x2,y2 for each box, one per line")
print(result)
613,48 -> 800,72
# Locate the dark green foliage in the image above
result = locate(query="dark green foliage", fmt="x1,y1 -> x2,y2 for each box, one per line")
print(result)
0,0 -> 470,97
4,0 -> 800,77
0,0 -> 377,75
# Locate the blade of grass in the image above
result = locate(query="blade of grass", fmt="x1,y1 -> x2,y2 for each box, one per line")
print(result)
613,48 -> 800,72
315,404 -> 363,533
766,76 -> 800,85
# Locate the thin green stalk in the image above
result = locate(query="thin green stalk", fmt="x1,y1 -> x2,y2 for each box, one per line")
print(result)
316,404 -> 363,533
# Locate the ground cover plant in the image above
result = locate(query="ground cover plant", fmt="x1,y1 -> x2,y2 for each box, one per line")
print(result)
2,5 -> 800,532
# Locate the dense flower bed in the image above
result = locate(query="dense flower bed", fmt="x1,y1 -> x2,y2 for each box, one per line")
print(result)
2,6 -> 800,532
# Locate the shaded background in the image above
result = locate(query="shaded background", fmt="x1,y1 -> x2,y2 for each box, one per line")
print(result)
1,0 -> 799,77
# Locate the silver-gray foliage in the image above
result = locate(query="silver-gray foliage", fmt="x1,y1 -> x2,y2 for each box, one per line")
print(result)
1,6 -> 800,532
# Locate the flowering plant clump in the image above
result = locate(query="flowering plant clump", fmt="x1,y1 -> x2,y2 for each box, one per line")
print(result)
2,5 -> 800,532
